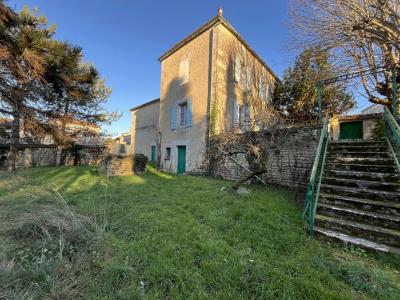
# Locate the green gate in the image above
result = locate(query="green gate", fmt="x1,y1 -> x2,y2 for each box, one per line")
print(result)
177,146 -> 186,174
340,121 -> 363,140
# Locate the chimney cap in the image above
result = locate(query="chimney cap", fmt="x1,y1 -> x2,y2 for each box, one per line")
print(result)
218,7 -> 223,17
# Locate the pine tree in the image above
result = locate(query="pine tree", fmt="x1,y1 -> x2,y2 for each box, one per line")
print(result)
0,2 -> 113,170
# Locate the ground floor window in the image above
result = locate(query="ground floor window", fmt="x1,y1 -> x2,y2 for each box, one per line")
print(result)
165,147 -> 171,160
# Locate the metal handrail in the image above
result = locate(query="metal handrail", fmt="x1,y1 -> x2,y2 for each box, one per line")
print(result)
383,106 -> 400,174
302,116 -> 330,237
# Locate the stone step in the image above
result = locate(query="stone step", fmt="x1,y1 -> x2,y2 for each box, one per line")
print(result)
324,169 -> 400,183
325,163 -> 397,173
315,215 -> 400,248
314,226 -> 400,255
328,152 -> 392,158
319,193 -> 400,215
317,203 -> 400,230
320,184 -> 400,202
327,156 -> 395,165
328,145 -> 388,152
330,140 -> 387,147
322,177 -> 400,192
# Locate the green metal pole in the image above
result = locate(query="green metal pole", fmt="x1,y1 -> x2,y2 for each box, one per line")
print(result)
317,83 -> 322,123
392,67 -> 398,119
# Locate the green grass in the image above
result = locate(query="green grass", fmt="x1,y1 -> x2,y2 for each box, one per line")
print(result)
0,166 -> 399,299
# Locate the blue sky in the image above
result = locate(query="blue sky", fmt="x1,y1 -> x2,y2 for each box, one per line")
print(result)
9,0 -> 358,135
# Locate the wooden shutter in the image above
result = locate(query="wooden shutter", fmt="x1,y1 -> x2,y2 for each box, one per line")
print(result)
244,105 -> 250,131
171,105 -> 177,129
187,100 -> 192,126
258,76 -> 263,99
246,66 -> 251,90
233,99 -> 239,127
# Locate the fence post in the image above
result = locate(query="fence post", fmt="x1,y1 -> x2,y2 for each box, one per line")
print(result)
392,66 -> 398,119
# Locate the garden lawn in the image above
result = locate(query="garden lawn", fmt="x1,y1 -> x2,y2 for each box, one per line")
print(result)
0,166 -> 399,299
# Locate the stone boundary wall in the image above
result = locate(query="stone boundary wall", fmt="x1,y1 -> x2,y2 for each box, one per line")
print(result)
98,154 -> 148,176
0,145 -> 104,170
212,126 -> 321,190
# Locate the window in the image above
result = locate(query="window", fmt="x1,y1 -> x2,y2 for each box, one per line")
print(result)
179,59 -> 189,84
179,102 -> 188,127
238,105 -> 244,128
172,100 -> 192,130
244,105 -> 250,130
236,104 -> 250,130
258,76 -> 263,99
165,147 -> 171,160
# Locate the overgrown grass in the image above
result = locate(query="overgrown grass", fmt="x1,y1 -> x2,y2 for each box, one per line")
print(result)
0,166 -> 399,299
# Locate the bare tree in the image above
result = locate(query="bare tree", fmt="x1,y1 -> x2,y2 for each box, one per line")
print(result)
292,0 -> 399,109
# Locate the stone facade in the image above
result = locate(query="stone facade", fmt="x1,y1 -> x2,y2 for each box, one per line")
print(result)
131,10 -> 278,174
212,126 -> 321,190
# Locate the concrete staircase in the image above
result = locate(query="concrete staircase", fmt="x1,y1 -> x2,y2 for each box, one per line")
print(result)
314,140 -> 400,255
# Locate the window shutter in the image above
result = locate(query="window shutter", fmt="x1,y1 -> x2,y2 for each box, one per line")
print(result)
258,76 -> 263,98
246,66 -> 251,90
187,100 -> 192,126
233,99 -> 239,127
245,105 -> 251,131
234,55 -> 241,83
171,105 -> 177,129
265,82 -> 270,102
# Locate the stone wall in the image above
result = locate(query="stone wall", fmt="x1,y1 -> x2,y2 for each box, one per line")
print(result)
212,126 -> 321,190
98,154 -> 147,176
0,145 -> 104,170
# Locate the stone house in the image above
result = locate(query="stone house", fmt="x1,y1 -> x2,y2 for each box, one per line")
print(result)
130,9 -> 278,173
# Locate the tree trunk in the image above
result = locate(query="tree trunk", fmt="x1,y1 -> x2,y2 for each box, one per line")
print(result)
8,109 -> 20,171
156,127 -> 162,170
232,170 -> 265,189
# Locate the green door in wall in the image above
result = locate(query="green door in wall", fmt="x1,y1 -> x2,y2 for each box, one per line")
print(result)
340,121 -> 363,140
177,146 -> 186,174
151,146 -> 156,162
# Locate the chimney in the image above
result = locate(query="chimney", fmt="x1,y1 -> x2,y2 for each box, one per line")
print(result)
218,7 -> 223,17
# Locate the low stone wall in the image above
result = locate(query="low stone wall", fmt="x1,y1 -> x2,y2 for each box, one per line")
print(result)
98,154 -> 147,176
0,144 -> 104,170
212,126 -> 321,190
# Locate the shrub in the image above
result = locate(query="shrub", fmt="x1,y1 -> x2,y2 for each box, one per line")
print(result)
132,154 -> 148,172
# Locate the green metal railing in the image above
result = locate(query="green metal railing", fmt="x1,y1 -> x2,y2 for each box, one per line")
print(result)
384,106 -> 400,174
303,115 -> 330,237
